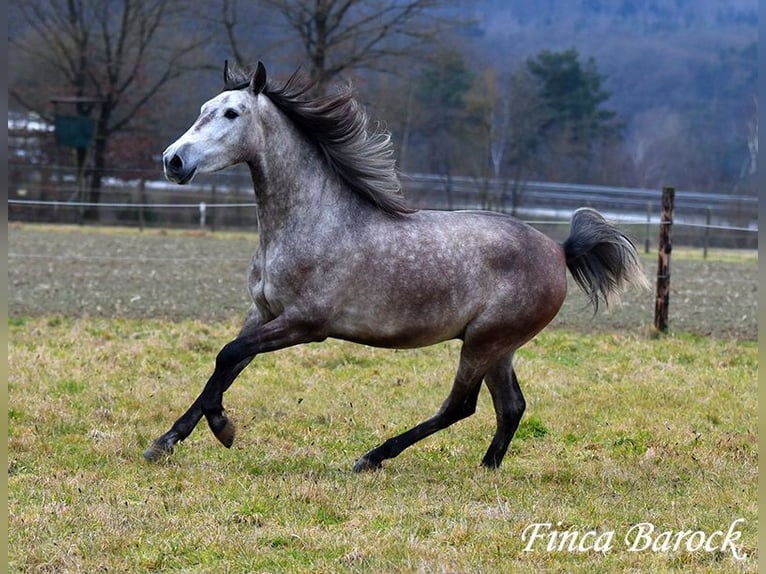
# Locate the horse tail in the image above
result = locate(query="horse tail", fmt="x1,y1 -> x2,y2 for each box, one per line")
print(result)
562,207 -> 650,313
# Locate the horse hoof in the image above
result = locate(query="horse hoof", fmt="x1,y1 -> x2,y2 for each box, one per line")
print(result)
480,458 -> 502,470
353,456 -> 382,473
143,439 -> 173,462
210,416 -> 236,448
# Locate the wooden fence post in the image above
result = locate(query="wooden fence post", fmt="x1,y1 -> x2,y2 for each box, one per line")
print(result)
654,186 -> 675,333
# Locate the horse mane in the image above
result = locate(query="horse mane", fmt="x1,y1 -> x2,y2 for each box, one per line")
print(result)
224,66 -> 414,216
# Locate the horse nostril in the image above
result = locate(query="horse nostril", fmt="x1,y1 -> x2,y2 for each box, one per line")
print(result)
169,154 -> 183,171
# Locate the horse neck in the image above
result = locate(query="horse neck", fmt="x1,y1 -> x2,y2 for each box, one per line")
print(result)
246,105 -> 360,238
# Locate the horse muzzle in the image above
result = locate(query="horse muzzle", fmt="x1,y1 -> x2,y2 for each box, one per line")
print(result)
163,146 -> 197,185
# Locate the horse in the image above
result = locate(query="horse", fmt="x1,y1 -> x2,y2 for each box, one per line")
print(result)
144,61 -> 648,471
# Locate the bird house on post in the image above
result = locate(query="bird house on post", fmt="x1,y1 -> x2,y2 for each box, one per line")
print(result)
51,97 -> 102,148
50,97 -> 104,222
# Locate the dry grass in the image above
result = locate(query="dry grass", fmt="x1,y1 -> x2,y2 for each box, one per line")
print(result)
8,317 -> 757,573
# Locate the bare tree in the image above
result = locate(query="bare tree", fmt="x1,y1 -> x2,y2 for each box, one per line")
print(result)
501,68 -> 548,214
745,95 -> 757,178
221,0 -> 461,94
9,0 -> 210,219
625,107 -> 686,189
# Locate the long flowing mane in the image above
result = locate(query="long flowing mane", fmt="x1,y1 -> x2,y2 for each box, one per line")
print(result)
224,67 -> 414,216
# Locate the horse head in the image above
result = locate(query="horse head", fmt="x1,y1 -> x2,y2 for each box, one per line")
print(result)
162,61 -> 268,184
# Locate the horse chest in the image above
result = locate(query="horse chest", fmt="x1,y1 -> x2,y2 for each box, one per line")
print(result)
249,245 -> 328,316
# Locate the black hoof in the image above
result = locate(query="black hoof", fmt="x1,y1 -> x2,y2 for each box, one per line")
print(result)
208,413 -> 236,448
353,456 -> 382,473
143,436 -> 175,462
480,455 -> 502,469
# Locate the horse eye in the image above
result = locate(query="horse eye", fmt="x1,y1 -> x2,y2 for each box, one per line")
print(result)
223,109 -> 239,120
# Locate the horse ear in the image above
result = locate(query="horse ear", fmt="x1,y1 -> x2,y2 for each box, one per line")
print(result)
223,59 -> 232,85
251,61 -> 267,94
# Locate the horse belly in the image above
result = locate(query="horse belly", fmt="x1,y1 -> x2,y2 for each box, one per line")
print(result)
328,273 -> 480,348
330,306 -> 469,348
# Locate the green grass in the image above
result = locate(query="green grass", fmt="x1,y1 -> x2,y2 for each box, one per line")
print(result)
8,317 -> 757,572
666,247 -> 757,264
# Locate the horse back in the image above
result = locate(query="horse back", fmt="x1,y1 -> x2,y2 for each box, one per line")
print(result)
265,209 -> 570,349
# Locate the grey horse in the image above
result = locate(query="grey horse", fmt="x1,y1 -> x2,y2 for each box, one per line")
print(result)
145,61 -> 648,471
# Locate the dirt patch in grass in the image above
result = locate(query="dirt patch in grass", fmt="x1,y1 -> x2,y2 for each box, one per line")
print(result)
8,223 -> 757,340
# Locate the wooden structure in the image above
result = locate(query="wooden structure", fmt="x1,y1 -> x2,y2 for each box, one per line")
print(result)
654,186 -> 675,332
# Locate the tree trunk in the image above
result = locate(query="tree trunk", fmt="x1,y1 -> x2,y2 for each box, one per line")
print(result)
85,104 -> 112,221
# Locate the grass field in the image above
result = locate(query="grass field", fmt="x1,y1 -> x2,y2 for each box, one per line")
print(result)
7,224 -> 758,572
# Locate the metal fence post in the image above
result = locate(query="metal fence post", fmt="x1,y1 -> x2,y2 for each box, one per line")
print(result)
138,179 -> 146,232
199,202 -> 207,230
645,201 -> 651,254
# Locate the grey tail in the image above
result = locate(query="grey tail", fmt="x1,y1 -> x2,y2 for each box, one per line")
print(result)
562,208 -> 650,313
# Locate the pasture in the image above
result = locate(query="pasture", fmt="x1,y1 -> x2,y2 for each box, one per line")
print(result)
8,224 -> 758,572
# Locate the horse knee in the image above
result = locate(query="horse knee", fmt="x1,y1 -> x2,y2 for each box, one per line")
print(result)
498,397 -> 525,426
512,396 -> 526,418
439,386 -> 481,421
216,338 -> 247,368
458,402 -> 477,420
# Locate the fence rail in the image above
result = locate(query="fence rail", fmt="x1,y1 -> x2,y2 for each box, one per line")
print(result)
8,163 -> 758,249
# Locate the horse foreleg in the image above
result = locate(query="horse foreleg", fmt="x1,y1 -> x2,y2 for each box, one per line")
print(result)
481,354 -> 525,469
142,357 -> 251,461
353,347 -> 487,472
144,313 -> 320,462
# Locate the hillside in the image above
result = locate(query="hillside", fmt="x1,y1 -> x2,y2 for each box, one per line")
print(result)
452,0 -> 757,190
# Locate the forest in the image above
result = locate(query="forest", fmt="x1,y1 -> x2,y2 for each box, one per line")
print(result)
8,0 -> 758,206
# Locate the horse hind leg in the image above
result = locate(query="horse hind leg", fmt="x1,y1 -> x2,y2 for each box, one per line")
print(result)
481,353 -> 525,469
353,346 -> 488,472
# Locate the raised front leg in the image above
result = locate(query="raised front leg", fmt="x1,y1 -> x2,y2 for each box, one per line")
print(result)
142,356 -> 252,461
144,313 -> 322,462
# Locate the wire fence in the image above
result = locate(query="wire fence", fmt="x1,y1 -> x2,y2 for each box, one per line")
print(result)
8,165 -> 757,340
8,163 -> 758,251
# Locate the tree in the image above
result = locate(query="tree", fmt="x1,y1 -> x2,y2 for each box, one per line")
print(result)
219,0 -> 461,94
9,0 -> 209,220
522,48 -> 622,181
411,48 -> 475,176
498,67 -> 549,212
745,96 -> 757,181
